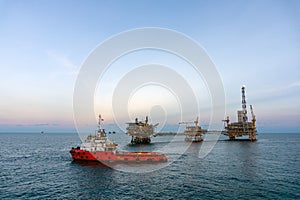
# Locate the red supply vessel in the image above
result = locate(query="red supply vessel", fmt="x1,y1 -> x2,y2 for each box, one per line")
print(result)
70,115 -> 167,164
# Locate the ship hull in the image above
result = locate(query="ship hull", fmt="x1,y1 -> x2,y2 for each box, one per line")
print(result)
185,137 -> 203,142
70,148 -> 167,163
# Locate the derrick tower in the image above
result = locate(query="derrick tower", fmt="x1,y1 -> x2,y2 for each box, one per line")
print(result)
241,85 -> 248,123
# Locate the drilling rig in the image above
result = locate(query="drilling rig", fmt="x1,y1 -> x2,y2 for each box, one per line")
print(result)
222,85 -> 257,141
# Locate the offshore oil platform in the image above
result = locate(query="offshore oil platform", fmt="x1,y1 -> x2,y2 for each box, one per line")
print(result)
126,116 -> 207,144
222,85 -> 257,141
179,117 -> 207,142
126,116 -> 159,144
125,85 -> 257,144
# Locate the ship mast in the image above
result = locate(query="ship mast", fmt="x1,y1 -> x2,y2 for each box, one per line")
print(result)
98,114 -> 103,130
194,116 -> 199,126
97,114 -> 106,138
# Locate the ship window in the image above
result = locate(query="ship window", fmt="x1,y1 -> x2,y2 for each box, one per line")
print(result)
86,156 -> 88,159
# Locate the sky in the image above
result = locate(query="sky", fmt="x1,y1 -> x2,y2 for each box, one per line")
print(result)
0,0 -> 299,133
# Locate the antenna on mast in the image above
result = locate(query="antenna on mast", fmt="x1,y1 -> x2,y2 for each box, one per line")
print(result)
98,114 -> 101,129
98,114 -> 104,130
97,114 -> 106,138
194,116 -> 199,126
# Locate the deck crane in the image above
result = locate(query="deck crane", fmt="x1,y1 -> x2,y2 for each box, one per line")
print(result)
250,105 -> 256,126
179,116 -> 199,126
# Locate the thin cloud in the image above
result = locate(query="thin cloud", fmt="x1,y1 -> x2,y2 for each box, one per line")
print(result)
33,123 -> 49,126
251,80 -> 300,96
46,50 -> 79,76
245,80 -> 300,105
13,123 -> 61,127
288,80 -> 300,88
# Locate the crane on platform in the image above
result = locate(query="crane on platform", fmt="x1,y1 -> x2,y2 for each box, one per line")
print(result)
222,116 -> 230,127
250,105 -> 256,126
179,117 -> 199,126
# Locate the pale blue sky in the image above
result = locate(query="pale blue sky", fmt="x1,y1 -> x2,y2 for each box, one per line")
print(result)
0,0 -> 299,132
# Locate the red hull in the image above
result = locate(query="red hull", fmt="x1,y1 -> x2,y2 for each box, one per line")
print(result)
70,148 -> 167,163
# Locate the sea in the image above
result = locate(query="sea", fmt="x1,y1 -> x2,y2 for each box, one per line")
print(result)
0,132 -> 299,199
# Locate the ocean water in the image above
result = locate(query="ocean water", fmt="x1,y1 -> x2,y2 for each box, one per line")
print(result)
0,132 -> 299,199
